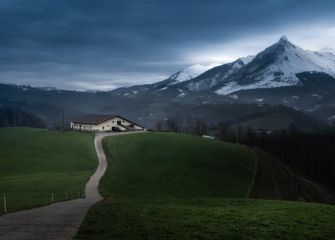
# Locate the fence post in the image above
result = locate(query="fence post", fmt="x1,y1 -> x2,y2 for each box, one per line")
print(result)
66,192 -> 69,200
3,193 -> 7,214
51,192 -> 54,204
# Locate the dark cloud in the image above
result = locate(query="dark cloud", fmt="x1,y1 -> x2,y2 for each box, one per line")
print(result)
0,0 -> 334,89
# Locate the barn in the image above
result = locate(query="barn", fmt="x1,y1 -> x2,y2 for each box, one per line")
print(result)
70,114 -> 145,132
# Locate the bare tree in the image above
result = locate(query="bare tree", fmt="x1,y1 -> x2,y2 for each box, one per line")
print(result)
155,120 -> 164,131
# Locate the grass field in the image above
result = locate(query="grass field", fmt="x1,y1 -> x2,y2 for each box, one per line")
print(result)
100,133 -> 257,200
76,132 -> 335,240
0,128 -> 97,213
77,199 -> 335,240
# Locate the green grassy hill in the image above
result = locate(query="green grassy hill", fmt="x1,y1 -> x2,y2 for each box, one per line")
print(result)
76,133 -> 335,240
101,133 -> 257,199
0,128 -> 97,213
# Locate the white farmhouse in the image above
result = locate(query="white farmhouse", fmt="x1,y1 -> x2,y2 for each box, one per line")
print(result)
70,114 -> 144,132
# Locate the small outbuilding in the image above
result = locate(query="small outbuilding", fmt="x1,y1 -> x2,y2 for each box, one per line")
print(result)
70,114 -> 145,132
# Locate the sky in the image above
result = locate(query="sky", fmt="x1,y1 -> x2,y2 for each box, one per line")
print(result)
0,0 -> 335,90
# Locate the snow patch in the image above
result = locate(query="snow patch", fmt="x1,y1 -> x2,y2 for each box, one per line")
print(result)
216,75 -> 300,95
240,55 -> 254,65
169,63 -> 221,82
311,93 -> 322,99
156,87 -> 168,91
328,115 -> 335,121
319,47 -> 335,55
177,92 -> 186,98
306,105 -> 322,112
229,94 -> 239,99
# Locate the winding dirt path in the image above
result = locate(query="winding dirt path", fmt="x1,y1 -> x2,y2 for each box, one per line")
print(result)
0,131 -> 142,240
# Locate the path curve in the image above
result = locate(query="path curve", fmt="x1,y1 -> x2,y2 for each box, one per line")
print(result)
0,131 -> 142,240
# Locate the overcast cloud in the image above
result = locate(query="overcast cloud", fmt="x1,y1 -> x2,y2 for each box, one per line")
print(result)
0,0 -> 334,90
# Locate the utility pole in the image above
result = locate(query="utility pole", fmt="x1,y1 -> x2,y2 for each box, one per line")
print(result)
62,113 -> 65,131
3,193 -> 7,214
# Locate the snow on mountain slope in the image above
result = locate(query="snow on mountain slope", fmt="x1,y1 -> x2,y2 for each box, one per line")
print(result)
215,36 -> 335,95
240,55 -> 254,65
169,63 -> 221,82
182,57 -> 255,91
319,47 -> 335,55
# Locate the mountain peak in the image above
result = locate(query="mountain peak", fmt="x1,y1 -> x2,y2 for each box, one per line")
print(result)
279,35 -> 289,42
275,35 -> 295,49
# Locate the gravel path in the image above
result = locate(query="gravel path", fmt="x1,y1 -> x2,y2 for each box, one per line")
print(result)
0,131 -> 142,240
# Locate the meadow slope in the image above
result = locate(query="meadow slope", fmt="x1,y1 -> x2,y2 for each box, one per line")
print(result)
76,133 -> 335,240
0,128 -> 97,213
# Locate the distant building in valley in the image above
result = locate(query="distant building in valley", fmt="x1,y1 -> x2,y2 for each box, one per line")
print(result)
70,114 -> 145,132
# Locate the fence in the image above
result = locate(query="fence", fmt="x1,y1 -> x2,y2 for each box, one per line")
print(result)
0,189 -> 84,215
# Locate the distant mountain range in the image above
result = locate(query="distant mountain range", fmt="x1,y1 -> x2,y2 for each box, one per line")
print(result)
119,36 -> 335,94
114,36 -> 335,122
1,36 -> 335,130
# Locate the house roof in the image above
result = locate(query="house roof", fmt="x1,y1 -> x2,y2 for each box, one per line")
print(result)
72,114 -> 144,128
72,114 -> 115,125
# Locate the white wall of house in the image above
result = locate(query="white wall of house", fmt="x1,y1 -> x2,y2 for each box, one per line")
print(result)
71,117 -> 143,132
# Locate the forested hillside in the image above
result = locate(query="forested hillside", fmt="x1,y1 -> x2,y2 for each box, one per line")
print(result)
0,107 -> 46,128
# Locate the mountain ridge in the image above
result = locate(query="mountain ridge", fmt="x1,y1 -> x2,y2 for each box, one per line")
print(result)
1,36 -> 335,128
179,36 -> 335,95
122,36 -> 335,98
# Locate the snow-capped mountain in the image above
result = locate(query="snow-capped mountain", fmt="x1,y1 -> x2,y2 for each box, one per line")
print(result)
168,63 -> 221,82
118,36 -> 335,103
2,36 -> 335,128
213,36 -> 335,95
111,63 -> 222,94
180,57 -> 254,91
110,36 -> 335,123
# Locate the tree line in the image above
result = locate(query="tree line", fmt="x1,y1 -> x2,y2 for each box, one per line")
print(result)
214,124 -> 335,192
0,107 -> 46,128
155,116 -> 208,136
157,116 -> 335,192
